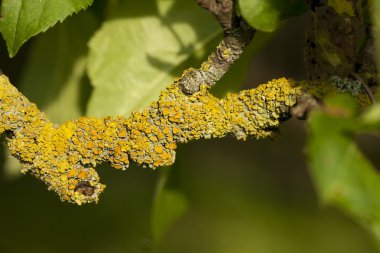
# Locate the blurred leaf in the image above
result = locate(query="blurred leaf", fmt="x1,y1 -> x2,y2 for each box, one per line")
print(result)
86,0 -> 220,117
308,95 -> 380,245
152,190 -> 188,242
19,12 -> 97,123
238,0 -> 307,32
361,103 -> 380,128
0,0 -> 93,57
3,149 -> 21,180
151,168 -> 188,242
104,0 -> 159,19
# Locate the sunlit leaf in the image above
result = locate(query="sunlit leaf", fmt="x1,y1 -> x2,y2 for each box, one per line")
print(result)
0,0 -> 93,57
86,0 -> 220,117
19,12 -> 97,123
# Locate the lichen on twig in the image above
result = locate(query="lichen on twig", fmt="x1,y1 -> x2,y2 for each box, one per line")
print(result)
0,0 -> 374,206
0,74 -> 303,204
178,0 -> 255,94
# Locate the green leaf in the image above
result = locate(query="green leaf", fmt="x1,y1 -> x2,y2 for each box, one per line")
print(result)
151,189 -> 188,242
86,0 -> 220,117
238,0 -> 308,32
18,12 -> 97,124
3,149 -> 22,180
308,95 -> 380,245
0,0 -> 93,57
151,168 -> 188,242
361,103 -> 380,128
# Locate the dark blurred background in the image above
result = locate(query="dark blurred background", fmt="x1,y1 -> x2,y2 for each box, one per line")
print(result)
0,4 -> 379,253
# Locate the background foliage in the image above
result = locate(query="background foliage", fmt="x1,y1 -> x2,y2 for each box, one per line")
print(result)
0,0 -> 380,252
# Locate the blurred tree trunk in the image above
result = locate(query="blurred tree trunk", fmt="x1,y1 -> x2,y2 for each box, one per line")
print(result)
305,0 -> 377,89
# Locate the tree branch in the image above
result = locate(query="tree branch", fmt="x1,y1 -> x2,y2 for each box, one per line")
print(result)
0,75 -> 303,204
0,0 -> 374,206
178,0 -> 255,94
197,0 -> 235,32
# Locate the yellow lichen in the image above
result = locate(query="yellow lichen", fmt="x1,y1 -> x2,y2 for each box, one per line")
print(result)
0,74 -> 308,205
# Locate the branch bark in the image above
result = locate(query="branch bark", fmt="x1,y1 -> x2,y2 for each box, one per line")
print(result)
305,0 -> 377,87
178,0 -> 255,94
300,0 -> 378,115
0,75 -> 302,204
0,0 -> 375,206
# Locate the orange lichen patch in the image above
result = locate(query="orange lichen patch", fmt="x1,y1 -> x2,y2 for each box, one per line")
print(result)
0,73 -> 312,205
0,76 -> 105,205
154,145 -> 164,154
86,141 -> 94,149
166,142 -> 177,150
78,171 -> 88,179
67,169 -> 77,178
118,129 -> 127,138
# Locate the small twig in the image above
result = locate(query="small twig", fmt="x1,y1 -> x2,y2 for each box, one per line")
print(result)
290,93 -> 320,119
350,72 -> 377,104
197,0 -> 235,32
178,0 -> 255,94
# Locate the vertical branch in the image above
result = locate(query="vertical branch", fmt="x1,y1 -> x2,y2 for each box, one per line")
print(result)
305,0 -> 378,89
178,0 -> 255,94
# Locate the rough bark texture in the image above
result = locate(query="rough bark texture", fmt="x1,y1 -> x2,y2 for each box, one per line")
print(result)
0,0 -> 376,205
305,0 -> 377,88
0,75 -> 303,204
178,0 -> 255,94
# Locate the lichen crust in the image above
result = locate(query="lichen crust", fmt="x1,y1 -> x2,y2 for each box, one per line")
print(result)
0,75 -> 301,204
